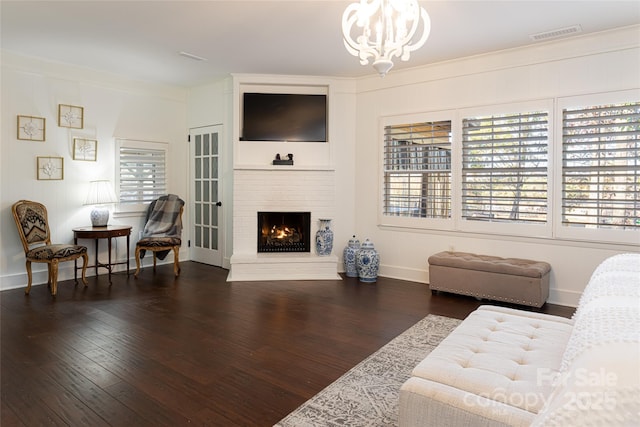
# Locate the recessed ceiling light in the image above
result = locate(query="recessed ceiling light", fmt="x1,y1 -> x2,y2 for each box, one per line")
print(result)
178,51 -> 208,61
530,25 -> 582,42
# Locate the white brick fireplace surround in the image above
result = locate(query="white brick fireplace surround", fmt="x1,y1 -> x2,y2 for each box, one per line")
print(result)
227,167 -> 340,281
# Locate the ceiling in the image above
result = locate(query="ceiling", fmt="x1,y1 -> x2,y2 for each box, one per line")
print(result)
1,1 -> 639,87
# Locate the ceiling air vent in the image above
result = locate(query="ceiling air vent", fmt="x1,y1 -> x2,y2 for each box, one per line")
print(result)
530,25 -> 582,41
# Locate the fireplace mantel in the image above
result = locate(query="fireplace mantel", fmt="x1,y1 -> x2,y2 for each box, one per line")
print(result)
234,164 -> 335,172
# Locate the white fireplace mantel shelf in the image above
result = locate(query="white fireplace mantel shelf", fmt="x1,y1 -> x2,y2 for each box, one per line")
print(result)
234,164 -> 335,172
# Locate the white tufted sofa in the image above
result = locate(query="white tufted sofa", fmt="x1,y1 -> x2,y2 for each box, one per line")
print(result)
399,253 -> 640,427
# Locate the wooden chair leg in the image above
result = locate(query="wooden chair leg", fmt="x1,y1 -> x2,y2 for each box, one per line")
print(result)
80,253 -> 89,286
134,246 -> 142,278
50,260 -> 59,296
47,264 -> 53,287
25,260 -> 33,295
173,246 -> 180,277
134,246 -> 179,277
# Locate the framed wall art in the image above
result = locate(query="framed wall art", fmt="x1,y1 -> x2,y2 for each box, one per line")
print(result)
17,115 -> 46,141
37,156 -> 64,180
58,104 -> 84,129
72,138 -> 97,161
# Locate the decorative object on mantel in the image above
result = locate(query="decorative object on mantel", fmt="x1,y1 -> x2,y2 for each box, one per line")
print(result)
58,104 -> 84,129
342,0 -> 431,77
36,156 -> 64,180
343,235 -> 361,277
273,153 -> 294,165
356,238 -> 379,282
72,138 -> 97,161
84,180 -> 117,226
17,115 -> 46,141
315,218 -> 334,256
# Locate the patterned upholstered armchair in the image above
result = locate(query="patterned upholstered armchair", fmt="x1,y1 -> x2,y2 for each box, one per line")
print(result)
135,194 -> 184,278
12,200 -> 89,296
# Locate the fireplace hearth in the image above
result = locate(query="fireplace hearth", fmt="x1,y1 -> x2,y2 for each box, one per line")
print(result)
258,211 -> 311,253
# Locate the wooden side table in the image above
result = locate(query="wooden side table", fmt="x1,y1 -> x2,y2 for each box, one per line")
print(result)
73,225 -> 132,282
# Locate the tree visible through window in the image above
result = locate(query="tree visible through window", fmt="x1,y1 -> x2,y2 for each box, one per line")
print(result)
383,121 -> 452,219
562,101 -> 640,230
462,111 -> 548,224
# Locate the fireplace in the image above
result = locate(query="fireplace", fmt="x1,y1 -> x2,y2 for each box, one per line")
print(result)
229,168 -> 338,281
257,211 -> 311,253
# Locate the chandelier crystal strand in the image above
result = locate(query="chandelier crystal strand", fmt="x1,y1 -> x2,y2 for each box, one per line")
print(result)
342,0 -> 431,77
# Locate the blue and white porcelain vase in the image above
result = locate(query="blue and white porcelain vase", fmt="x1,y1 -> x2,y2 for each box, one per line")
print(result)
343,235 -> 360,277
315,219 -> 333,256
356,239 -> 380,283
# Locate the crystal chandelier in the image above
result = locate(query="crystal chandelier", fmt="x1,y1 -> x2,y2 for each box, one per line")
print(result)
342,0 -> 431,77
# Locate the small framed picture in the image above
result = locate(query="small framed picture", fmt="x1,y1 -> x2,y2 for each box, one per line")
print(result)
37,156 -> 64,180
73,138 -> 97,161
17,115 -> 46,141
58,104 -> 84,129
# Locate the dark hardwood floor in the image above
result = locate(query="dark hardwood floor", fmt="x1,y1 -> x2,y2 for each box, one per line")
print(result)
1,262 -> 574,426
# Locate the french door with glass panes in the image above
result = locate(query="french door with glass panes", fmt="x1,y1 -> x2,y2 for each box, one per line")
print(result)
190,125 -> 223,266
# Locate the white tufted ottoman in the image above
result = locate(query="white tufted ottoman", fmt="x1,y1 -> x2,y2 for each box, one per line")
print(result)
400,253 -> 640,427
428,251 -> 551,307
399,306 -> 574,427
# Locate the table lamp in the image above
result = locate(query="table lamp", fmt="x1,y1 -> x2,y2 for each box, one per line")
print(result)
84,180 -> 117,226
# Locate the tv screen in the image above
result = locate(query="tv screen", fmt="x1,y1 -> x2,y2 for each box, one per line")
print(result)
241,93 -> 327,142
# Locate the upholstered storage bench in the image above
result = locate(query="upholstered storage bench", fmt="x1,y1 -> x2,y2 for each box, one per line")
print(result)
428,251 -> 551,308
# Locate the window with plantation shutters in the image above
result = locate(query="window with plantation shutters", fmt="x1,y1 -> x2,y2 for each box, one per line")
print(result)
462,111 -> 548,224
116,139 -> 168,210
562,101 -> 640,230
383,121 -> 451,219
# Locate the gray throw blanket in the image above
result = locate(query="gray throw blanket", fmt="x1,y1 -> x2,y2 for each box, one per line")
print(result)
140,194 -> 184,260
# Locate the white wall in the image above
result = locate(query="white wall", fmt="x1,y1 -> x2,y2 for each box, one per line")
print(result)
1,52 -> 188,291
352,26 -> 640,306
3,26 -> 638,306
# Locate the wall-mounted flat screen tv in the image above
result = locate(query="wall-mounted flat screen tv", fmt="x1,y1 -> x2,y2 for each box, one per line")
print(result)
241,93 -> 327,142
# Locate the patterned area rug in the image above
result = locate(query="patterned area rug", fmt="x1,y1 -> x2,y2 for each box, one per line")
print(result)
274,314 -> 462,427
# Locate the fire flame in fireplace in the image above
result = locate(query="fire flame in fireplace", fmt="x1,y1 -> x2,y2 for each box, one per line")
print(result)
271,225 -> 293,239
258,212 -> 309,252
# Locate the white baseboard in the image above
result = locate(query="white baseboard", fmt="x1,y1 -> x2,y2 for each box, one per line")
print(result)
1,258 -> 581,308
1,255 -> 139,292
379,264 -> 429,284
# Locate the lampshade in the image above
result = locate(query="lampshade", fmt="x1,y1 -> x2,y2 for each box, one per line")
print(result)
85,180 -> 117,226
342,0 -> 431,77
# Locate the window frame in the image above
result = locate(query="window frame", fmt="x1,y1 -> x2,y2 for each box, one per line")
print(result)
457,100 -> 554,238
379,101 -> 556,239
554,89 -> 640,245
379,111 -> 456,231
115,139 -> 169,214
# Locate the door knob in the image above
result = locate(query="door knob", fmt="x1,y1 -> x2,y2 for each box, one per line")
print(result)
215,201 -> 222,207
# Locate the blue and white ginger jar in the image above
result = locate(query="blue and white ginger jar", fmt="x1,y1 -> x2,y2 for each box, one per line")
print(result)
356,239 -> 379,283
343,235 -> 360,277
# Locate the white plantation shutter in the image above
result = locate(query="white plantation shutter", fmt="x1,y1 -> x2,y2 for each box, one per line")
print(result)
462,111 -> 548,224
383,121 -> 452,219
562,101 -> 640,230
117,140 -> 168,207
